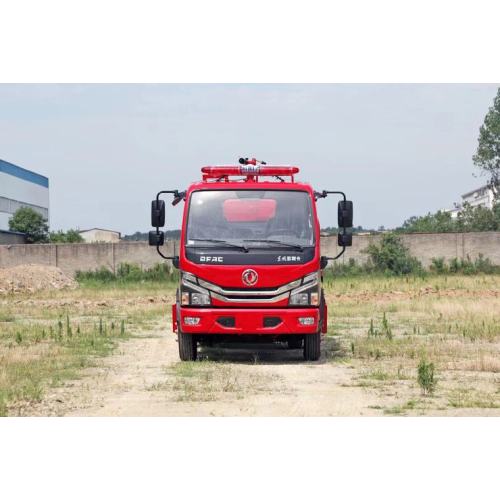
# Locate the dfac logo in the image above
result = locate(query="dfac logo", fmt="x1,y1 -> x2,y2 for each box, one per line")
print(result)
200,256 -> 223,263
242,269 -> 258,287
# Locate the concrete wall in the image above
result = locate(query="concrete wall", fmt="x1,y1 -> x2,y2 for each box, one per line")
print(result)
0,233 -> 499,275
320,232 -> 500,267
0,241 -> 178,276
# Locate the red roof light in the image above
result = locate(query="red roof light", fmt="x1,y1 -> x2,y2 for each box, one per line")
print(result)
201,165 -> 299,180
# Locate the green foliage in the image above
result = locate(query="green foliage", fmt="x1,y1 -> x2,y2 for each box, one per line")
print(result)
75,262 -> 179,284
325,252 -> 499,280
456,202 -> 499,231
430,254 -> 499,275
49,229 -> 84,243
367,313 -> 393,340
473,87 -> 500,197
430,257 -> 447,273
327,258 -> 368,278
398,210 -> 456,233
123,230 -> 181,241
417,358 -> 437,395
8,207 -> 49,243
398,202 -> 500,234
364,233 -> 423,275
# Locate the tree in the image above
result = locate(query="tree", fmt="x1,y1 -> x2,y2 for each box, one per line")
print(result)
473,87 -> 500,198
8,207 -> 49,243
364,233 -> 422,275
456,202 -> 499,232
49,229 -> 84,243
397,210 -> 456,233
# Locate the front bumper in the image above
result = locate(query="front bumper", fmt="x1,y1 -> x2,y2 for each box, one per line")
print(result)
173,305 -> 320,335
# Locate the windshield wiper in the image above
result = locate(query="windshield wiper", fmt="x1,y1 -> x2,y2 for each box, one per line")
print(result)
243,239 -> 304,252
189,238 -> 248,253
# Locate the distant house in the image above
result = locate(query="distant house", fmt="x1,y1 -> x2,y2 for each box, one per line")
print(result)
447,185 -> 495,218
0,229 -> 26,244
78,228 -> 121,243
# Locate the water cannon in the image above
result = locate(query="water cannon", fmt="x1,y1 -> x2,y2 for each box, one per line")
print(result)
238,157 -> 267,166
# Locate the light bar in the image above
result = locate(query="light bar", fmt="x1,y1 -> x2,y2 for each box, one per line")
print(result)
201,165 -> 300,178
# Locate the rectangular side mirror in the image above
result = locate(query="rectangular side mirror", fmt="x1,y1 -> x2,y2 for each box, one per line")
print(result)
338,200 -> 353,228
149,230 -> 165,246
338,232 -> 352,247
151,200 -> 165,227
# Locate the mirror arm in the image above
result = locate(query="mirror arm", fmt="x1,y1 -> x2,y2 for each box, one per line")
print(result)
318,190 -> 350,267
155,246 -> 179,268
153,190 -> 184,267
315,190 -> 346,202
321,247 -> 346,268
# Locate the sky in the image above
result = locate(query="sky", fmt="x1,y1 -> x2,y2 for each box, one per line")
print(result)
0,83 -> 498,234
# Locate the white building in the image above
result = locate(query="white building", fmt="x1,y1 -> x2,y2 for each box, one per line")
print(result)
447,184 -> 495,218
0,159 -> 49,231
78,228 -> 121,243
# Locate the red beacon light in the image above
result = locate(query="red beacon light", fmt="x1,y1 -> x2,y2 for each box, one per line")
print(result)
201,158 -> 299,182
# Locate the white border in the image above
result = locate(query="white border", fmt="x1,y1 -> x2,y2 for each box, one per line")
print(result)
1,0 -> 499,82
1,417 -> 499,499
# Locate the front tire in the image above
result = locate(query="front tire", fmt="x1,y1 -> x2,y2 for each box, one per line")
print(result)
178,331 -> 197,361
303,331 -> 321,361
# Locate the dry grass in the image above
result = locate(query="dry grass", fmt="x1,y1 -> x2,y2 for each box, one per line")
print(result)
326,274 -> 500,414
1,275 -> 499,416
147,361 -> 280,402
0,282 -> 176,415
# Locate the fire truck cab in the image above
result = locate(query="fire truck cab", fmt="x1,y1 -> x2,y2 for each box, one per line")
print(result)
149,159 -> 353,361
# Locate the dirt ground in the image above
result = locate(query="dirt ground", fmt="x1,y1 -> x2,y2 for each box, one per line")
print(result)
19,327 -> 384,416
22,325 -> 499,417
4,274 -> 499,417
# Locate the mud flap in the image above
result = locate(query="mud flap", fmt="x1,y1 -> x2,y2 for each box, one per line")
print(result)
172,304 -> 178,332
321,301 -> 328,334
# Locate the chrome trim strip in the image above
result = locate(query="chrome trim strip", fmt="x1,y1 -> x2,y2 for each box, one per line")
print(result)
181,279 -> 208,295
211,291 -> 291,304
290,279 -> 319,296
198,277 -> 301,297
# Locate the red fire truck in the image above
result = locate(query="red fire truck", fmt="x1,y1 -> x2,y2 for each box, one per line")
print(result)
149,158 -> 353,361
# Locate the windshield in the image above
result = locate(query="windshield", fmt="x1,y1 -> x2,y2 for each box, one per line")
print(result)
186,190 -> 315,248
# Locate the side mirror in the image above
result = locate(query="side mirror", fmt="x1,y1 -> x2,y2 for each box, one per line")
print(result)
151,200 -> 165,227
338,232 -> 352,247
149,230 -> 164,246
338,200 -> 353,228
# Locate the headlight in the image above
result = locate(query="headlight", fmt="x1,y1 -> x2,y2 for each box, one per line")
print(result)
191,292 -> 210,305
290,292 -> 310,305
180,273 -> 211,306
289,272 -> 320,306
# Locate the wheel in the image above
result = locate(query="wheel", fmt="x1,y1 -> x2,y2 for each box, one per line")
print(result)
303,331 -> 321,361
288,337 -> 303,349
178,331 -> 197,361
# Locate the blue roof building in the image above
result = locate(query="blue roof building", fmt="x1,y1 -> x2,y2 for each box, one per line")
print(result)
0,159 -> 50,232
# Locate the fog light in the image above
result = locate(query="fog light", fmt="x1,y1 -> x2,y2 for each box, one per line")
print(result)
298,317 -> 315,326
184,316 -> 200,326
181,292 -> 190,305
